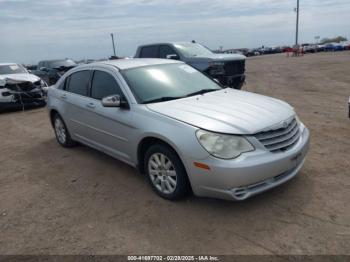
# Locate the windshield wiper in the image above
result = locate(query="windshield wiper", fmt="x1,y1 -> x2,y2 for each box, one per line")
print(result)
186,88 -> 219,97
142,89 -> 219,104
142,96 -> 185,104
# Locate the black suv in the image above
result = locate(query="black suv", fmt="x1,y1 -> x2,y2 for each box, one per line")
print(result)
33,59 -> 77,85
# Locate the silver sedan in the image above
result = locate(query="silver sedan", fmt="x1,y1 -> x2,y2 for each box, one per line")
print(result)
47,59 -> 309,201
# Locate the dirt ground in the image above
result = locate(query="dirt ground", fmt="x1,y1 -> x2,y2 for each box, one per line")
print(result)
0,52 -> 349,255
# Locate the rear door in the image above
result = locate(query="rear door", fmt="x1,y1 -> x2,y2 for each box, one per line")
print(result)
63,69 -> 94,140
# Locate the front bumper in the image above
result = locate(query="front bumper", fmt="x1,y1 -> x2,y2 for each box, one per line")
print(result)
185,125 -> 310,201
0,91 -> 46,111
212,74 -> 245,90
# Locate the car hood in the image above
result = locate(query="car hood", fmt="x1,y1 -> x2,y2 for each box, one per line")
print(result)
0,73 -> 41,86
146,89 -> 295,134
187,53 -> 246,62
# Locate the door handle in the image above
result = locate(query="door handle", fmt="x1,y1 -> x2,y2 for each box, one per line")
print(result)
86,103 -> 95,109
60,94 -> 67,99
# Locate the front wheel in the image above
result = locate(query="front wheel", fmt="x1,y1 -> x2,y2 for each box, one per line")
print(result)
144,144 -> 190,200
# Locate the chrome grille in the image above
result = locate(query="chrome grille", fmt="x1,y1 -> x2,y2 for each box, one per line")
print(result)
255,118 -> 301,153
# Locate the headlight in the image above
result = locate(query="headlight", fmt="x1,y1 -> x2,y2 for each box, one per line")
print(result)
209,61 -> 225,67
196,130 -> 254,159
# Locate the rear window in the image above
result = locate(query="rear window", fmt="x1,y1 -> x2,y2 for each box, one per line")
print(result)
140,46 -> 159,58
67,70 -> 91,96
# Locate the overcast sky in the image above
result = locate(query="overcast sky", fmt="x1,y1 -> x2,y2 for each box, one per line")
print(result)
0,0 -> 349,64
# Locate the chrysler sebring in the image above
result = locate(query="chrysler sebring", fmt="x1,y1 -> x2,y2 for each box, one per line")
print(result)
47,59 -> 309,201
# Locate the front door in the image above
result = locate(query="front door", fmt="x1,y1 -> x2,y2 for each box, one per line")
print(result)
78,69 -> 135,164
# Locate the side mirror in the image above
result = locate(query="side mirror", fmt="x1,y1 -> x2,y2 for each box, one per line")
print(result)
166,54 -> 180,60
101,95 -> 121,107
40,67 -> 48,72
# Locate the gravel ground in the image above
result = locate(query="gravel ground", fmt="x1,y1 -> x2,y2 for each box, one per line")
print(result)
0,51 -> 349,255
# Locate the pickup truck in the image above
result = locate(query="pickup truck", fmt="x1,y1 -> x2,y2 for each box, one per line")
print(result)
134,42 -> 246,89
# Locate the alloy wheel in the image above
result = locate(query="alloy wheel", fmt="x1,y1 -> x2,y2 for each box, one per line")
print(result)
54,118 -> 66,144
148,153 -> 177,194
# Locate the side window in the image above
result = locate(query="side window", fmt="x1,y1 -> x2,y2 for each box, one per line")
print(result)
91,70 -> 123,100
140,46 -> 159,58
67,70 -> 90,96
159,45 -> 178,58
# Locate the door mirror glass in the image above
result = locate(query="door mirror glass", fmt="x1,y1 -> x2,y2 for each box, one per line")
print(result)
166,54 -> 180,60
101,95 -> 121,107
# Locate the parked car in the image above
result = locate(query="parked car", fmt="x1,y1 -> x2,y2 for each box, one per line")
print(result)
303,44 -> 318,53
324,43 -> 344,52
340,41 -> 350,50
257,47 -> 274,55
32,59 -> 77,85
135,42 -> 246,90
282,46 -> 293,53
245,49 -> 260,57
271,46 -> 283,53
47,59 -> 310,201
0,63 -> 47,111
316,44 -> 325,52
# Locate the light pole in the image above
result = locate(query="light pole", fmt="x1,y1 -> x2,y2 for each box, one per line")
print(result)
110,33 -> 116,57
295,0 -> 300,46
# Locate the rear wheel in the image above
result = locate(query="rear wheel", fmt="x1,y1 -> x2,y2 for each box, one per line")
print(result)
53,113 -> 76,148
144,144 -> 190,200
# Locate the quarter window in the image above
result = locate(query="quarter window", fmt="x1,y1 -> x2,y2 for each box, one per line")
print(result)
57,78 -> 66,90
66,70 -> 90,96
91,70 -> 123,100
140,46 -> 159,58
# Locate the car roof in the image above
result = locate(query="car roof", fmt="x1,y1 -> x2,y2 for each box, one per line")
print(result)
0,63 -> 18,66
91,58 -> 183,70
39,59 -> 74,63
139,41 -> 196,47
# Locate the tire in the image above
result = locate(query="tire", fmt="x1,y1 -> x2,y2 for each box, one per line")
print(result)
53,113 -> 77,148
144,144 -> 190,200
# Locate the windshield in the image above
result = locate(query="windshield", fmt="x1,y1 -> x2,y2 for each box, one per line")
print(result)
174,43 -> 213,57
48,60 -> 77,69
122,63 -> 222,104
0,64 -> 27,75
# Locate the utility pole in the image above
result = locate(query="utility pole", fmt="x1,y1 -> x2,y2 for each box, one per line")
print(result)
110,33 -> 116,56
295,0 -> 300,46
